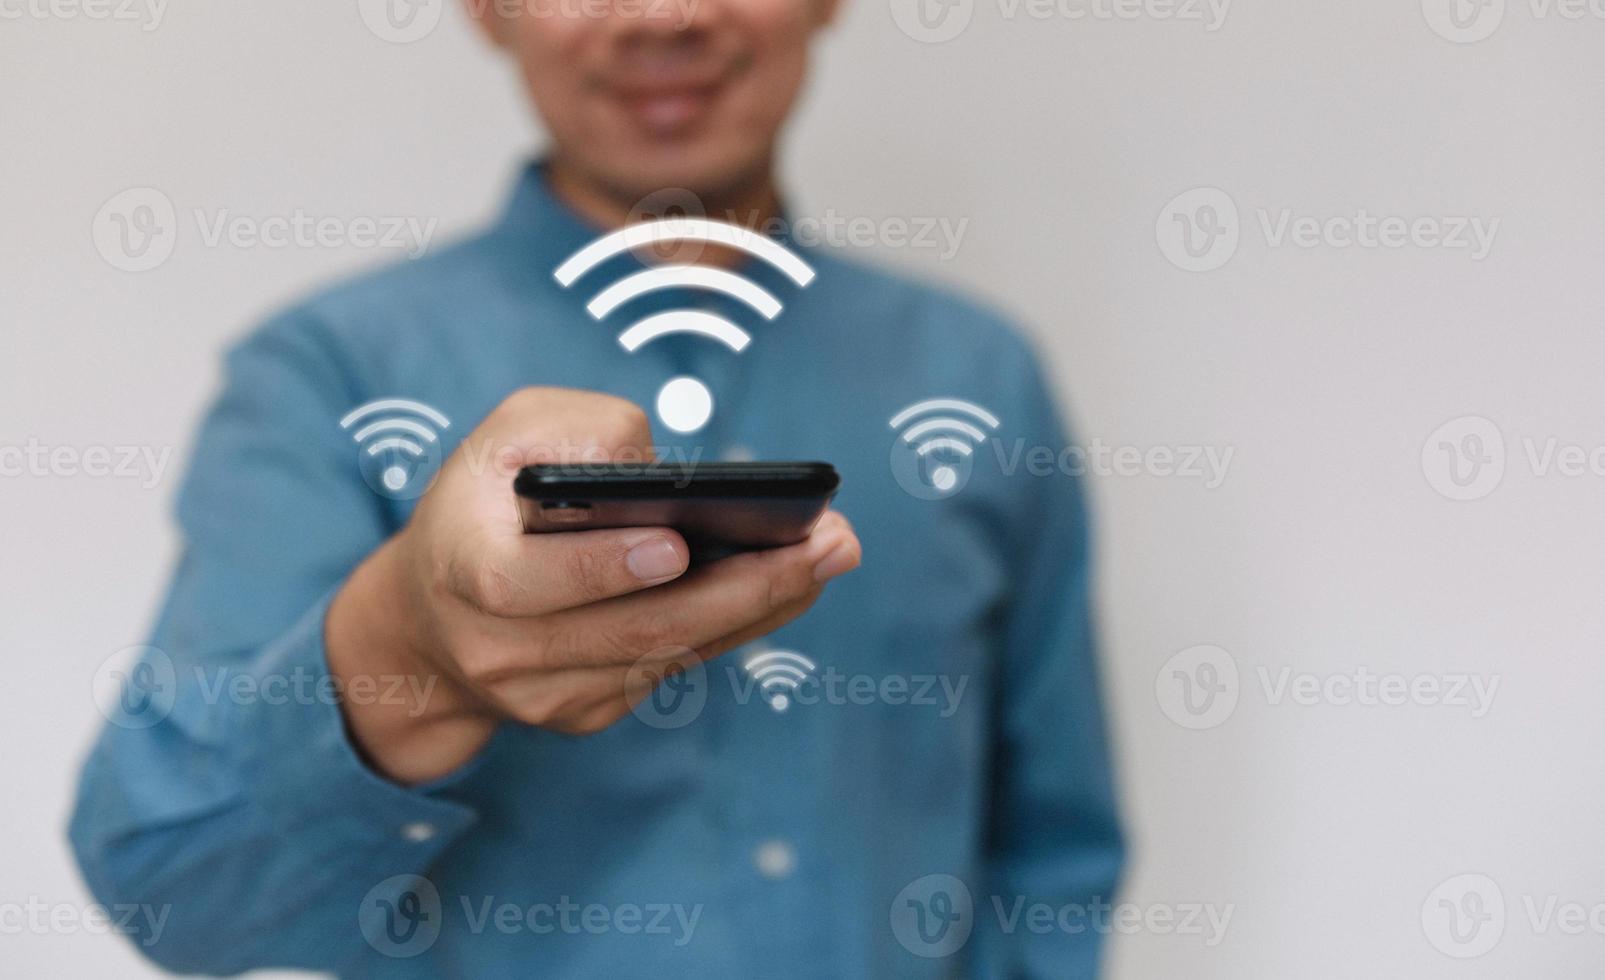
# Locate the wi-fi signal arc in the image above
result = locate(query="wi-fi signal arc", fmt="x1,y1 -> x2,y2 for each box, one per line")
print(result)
340,399 -> 451,493
889,398 -> 1001,493
554,218 -> 816,289
553,218 -> 817,436
348,417 -> 441,446
898,417 -> 989,444
744,650 -> 817,713
364,436 -> 425,457
915,437 -> 974,457
618,310 -> 752,354
586,265 -> 784,321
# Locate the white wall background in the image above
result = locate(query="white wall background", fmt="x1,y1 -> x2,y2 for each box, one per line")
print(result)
5,0 -> 1604,976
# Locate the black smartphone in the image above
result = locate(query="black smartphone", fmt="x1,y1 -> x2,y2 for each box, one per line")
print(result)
515,461 -> 840,557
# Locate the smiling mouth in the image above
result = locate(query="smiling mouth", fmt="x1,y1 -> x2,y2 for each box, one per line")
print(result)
596,48 -> 749,139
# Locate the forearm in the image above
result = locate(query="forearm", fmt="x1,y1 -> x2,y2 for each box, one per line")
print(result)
326,533 -> 498,785
70,592 -> 481,973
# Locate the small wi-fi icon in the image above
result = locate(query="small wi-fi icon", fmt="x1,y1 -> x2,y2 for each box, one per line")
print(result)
743,650 -> 817,713
340,398 -> 451,497
889,398 -> 1001,496
554,218 -> 815,434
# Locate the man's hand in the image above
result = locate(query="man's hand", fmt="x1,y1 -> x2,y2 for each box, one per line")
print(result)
326,387 -> 861,784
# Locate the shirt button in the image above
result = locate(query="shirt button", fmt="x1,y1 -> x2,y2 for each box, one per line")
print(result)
754,839 -> 797,880
401,822 -> 437,843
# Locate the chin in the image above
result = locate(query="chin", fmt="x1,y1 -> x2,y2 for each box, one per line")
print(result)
602,138 -> 772,207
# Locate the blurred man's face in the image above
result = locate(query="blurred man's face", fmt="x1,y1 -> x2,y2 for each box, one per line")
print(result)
472,0 -> 836,203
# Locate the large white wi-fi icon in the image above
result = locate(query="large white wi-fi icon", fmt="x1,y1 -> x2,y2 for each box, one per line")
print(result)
340,398 -> 451,495
554,218 -> 815,434
743,650 -> 817,712
889,398 -> 1001,493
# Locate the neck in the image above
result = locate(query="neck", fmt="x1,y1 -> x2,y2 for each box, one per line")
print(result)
544,152 -> 784,269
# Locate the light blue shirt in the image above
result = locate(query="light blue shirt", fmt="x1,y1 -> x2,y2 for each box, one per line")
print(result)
70,163 -> 1124,978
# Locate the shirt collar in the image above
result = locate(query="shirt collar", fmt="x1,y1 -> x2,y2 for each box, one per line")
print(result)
494,159 -> 603,264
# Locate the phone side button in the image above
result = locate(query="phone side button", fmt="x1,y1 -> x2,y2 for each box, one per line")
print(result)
541,503 -> 593,524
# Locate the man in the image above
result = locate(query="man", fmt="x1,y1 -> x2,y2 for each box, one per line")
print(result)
71,0 -> 1124,975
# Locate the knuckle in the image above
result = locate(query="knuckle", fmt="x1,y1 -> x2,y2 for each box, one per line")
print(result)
760,572 -> 786,617
455,640 -> 520,689
562,545 -> 616,601
527,626 -> 575,670
510,692 -> 563,729
616,606 -> 676,658
465,560 -> 524,618
567,704 -> 627,736
757,554 -> 811,615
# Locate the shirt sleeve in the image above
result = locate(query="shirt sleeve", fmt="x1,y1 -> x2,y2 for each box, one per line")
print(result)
972,338 -> 1127,980
68,309 -> 482,975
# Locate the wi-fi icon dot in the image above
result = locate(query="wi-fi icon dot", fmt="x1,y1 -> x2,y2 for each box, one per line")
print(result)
743,650 -> 817,712
555,218 -> 815,434
889,398 -> 1001,494
340,398 -> 451,497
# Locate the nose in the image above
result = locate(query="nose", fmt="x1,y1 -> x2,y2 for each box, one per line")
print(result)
604,0 -> 718,39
